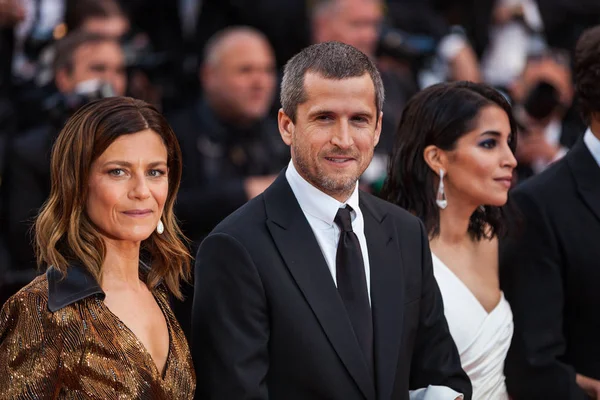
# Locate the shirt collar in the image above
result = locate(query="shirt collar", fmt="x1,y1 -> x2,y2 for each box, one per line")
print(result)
583,127 -> 600,169
285,160 -> 360,226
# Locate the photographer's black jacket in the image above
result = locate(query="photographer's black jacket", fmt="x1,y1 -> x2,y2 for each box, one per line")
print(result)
167,98 -> 290,245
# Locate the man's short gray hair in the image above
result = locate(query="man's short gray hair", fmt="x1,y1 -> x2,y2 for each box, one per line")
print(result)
203,26 -> 271,67
280,41 -> 385,122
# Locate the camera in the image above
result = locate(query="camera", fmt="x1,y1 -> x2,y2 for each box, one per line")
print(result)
43,79 -> 116,127
376,25 -> 438,63
522,80 -> 562,121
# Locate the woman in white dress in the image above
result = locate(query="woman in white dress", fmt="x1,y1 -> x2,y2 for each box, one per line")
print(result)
382,81 -> 518,399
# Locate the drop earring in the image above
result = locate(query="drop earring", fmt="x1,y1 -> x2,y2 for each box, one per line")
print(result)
157,219 -> 164,235
436,169 -> 448,209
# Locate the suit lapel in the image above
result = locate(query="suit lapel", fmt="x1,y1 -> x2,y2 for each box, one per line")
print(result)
264,173 -> 376,400
361,194 -> 405,400
568,140 -> 600,223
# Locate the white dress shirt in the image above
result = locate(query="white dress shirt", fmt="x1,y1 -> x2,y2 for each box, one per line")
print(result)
532,119 -> 569,174
285,161 -> 371,300
285,161 -> 463,400
584,128 -> 600,168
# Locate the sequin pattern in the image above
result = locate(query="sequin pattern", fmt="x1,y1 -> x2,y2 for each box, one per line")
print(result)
0,275 -> 195,399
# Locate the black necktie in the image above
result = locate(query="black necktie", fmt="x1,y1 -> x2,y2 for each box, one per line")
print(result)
334,206 -> 373,373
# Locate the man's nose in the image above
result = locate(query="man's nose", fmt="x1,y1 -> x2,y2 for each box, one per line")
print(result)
331,122 -> 354,149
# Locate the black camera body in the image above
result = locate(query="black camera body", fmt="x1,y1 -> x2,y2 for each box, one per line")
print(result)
43,79 -> 116,128
377,25 -> 438,64
522,80 -> 562,121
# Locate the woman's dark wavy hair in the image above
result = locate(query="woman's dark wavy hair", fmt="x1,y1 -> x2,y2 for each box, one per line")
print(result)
381,81 -> 518,240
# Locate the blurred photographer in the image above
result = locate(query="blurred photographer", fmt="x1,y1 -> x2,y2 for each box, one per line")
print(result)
480,0 -> 546,88
509,52 -> 585,182
168,26 -> 288,246
0,31 -> 125,303
52,32 -> 126,98
64,0 -> 165,110
5,0 -> 132,137
384,0 -> 482,86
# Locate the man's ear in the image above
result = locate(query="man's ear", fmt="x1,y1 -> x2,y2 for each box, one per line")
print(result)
423,145 -> 448,176
373,111 -> 383,147
278,108 -> 294,146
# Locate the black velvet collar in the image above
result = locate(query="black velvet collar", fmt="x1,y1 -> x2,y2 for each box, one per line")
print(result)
47,263 -> 103,312
46,261 -> 152,312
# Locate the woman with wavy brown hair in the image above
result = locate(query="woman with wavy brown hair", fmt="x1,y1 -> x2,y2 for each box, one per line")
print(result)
0,97 -> 195,398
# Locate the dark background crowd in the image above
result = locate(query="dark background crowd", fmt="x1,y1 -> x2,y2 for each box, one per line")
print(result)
0,0 -> 599,335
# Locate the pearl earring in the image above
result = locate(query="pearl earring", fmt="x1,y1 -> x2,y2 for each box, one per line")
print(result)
436,169 -> 448,209
157,219 -> 164,235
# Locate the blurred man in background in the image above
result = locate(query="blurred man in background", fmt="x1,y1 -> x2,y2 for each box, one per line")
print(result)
52,31 -> 126,96
65,0 -> 129,38
170,27 -> 281,228
509,52 -> 586,182
169,26 -> 288,247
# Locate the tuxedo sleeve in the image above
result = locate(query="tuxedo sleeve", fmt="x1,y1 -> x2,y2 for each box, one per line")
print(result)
192,232 -> 269,400
499,189 -> 591,399
409,220 -> 472,399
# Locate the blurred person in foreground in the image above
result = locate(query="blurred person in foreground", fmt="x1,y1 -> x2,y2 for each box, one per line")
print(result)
382,81 -> 518,399
0,97 -> 195,398
499,25 -> 600,399
0,30 -> 126,288
192,41 -> 471,400
169,26 -> 288,246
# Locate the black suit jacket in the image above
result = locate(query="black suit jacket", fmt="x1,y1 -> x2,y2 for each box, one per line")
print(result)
192,171 -> 471,399
500,138 -> 600,399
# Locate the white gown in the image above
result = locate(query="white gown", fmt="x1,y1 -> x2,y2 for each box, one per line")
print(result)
432,253 -> 514,400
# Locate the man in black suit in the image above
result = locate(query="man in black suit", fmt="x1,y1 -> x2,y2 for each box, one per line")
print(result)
192,41 -> 471,400
500,25 -> 600,399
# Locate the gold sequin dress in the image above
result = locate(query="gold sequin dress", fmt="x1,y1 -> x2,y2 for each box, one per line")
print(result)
0,264 -> 196,399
